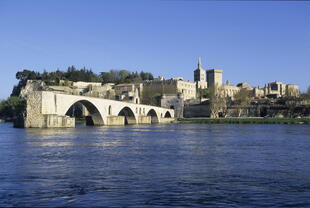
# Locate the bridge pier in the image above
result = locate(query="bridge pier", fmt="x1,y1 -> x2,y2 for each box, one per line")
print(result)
138,116 -> 152,124
125,117 -> 137,125
23,91 -> 174,128
106,116 -> 125,126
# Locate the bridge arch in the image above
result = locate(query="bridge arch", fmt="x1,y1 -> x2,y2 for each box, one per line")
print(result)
147,109 -> 159,123
118,107 -> 137,125
65,100 -> 104,126
164,111 -> 172,118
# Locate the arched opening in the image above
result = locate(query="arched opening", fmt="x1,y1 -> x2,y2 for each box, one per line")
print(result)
65,100 -> 104,126
147,109 -> 159,123
118,107 -> 136,125
164,111 -> 172,118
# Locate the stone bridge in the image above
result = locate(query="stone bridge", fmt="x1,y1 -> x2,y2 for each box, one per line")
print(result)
25,91 -> 175,128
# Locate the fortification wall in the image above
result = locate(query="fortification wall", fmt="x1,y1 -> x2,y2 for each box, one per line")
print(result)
184,104 -> 210,118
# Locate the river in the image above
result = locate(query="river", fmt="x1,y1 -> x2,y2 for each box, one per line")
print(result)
0,123 -> 310,207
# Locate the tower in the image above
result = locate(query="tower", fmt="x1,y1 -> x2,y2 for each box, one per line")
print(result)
206,69 -> 223,88
194,57 -> 207,89
194,57 -> 206,82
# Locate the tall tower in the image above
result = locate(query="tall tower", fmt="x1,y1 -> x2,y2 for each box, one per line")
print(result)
206,69 -> 223,88
194,57 -> 206,83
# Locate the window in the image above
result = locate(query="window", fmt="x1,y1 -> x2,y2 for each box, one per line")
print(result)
108,105 -> 112,115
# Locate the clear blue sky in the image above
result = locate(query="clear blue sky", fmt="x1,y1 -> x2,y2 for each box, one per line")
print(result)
0,0 -> 309,99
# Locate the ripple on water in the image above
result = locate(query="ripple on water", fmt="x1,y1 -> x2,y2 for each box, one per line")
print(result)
0,123 -> 310,207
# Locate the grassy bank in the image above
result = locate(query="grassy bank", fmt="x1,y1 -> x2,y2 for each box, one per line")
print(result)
178,117 -> 310,124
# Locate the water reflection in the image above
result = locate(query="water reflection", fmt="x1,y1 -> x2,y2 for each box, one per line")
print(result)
1,123 -> 310,207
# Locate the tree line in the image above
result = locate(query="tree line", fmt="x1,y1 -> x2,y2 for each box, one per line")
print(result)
0,66 -> 154,121
11,66 -> 154,96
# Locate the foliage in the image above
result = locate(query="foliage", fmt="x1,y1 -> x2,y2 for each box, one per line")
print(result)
11,67 -> 154,96
11,70 -> 41,96
199,88 -> 210,99
208,85 -> 227,118
100,70 -> 154,84
141,91 -> 162,106
233,88 -> 251,117
0,96 -> 26,120
64,66 -> 101,83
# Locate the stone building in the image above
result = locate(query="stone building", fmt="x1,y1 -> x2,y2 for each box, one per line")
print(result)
143,77 -> 196,101
206,69 -> 223,88
286,84 -> 300,97
194,57 -> 207,89
263,82 -> 299,98
160,94 -> 184,118
193,59 -> 300,100
114,83 -> 143,104
252,87 -> 265,98
265,81 -> 287,98
84,83 -> 115,99
222,84 -> 240,98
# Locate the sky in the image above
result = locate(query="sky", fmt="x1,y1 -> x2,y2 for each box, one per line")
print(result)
0,0 -> 309,99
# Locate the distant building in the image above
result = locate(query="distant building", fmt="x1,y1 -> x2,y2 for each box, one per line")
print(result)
286,84 -> 300,97
223,84 -> 240,98
114,83 -> 143,104
161,94 -> 184,118
265,81 -> 286,98
206,69 -> 223,88
194,57 -> 207,89
143,78 -> 196,101
252,87 -> 265,98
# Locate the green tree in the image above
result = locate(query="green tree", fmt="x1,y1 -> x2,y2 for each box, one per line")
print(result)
140,71 -> 154,80
207,85 -> 227,118
0,96 -> 26,120
234,88 -> 251,117
11,69 -> 40,96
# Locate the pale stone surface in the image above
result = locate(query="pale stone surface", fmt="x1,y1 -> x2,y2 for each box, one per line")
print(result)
138,116 -> 151,124
25,91 -> 175,128
45,115 -> 75,128
206,69 -> 223,88
143,79 -> 196,101
160,118 -> 175,123
107,116 -> 125,126
161,94 -> 184,118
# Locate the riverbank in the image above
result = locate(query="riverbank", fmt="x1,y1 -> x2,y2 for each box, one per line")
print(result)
177,117 -> 310,124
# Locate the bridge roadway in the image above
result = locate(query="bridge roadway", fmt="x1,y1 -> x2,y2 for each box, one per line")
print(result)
25,91 -> 174,128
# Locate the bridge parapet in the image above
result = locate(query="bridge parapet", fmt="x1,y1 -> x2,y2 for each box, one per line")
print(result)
25,91 -> 174,128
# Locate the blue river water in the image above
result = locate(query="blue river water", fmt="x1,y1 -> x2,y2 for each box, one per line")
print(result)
0,122 -> 310,207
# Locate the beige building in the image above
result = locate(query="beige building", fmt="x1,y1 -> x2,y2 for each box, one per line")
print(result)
265,81 -> 286,98
252,87 -> 265,98
194,57 -> 208,89
263,81 -> 300,98
85,83 -> 115,99
206,69 -> 223,88
286,84 -> 300,97
143,77 -> 196,101
223,84 -> 240,98
114,83 -> 143,104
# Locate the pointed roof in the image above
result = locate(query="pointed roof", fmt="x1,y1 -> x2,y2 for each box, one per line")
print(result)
198,57 -> 202,70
